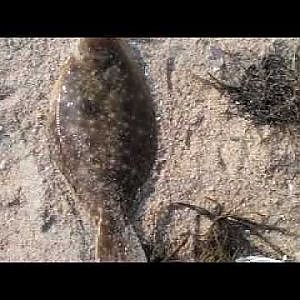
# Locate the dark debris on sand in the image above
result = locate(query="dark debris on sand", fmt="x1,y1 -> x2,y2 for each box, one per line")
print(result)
148,200 -> 297,262
210,52 -> 300,126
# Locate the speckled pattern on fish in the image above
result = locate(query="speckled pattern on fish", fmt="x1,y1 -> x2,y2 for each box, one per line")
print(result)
48,38 -> 157,261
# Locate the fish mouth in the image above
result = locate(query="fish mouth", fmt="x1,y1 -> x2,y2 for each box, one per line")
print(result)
78,38 -> 119,57
74,38 -> 128,71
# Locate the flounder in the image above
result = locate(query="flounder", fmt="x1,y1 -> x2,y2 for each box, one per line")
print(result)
49,38 -> 157,261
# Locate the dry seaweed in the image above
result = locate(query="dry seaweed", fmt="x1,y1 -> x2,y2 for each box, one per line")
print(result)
202,46 -> 300,127
151,198 -> 297,262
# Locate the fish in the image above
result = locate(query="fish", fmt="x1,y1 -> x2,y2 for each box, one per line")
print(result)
48,38 -> 157,261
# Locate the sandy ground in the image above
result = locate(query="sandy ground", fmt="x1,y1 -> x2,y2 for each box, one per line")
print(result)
0,38 -> 299,262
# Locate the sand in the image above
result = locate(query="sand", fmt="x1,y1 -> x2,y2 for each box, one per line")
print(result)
0,38 -> 299,261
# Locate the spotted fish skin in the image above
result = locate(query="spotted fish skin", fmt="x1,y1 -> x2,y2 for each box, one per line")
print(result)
49,38 -> 157,261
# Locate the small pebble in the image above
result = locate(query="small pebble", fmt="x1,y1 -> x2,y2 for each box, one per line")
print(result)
0,160 -> 7,171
